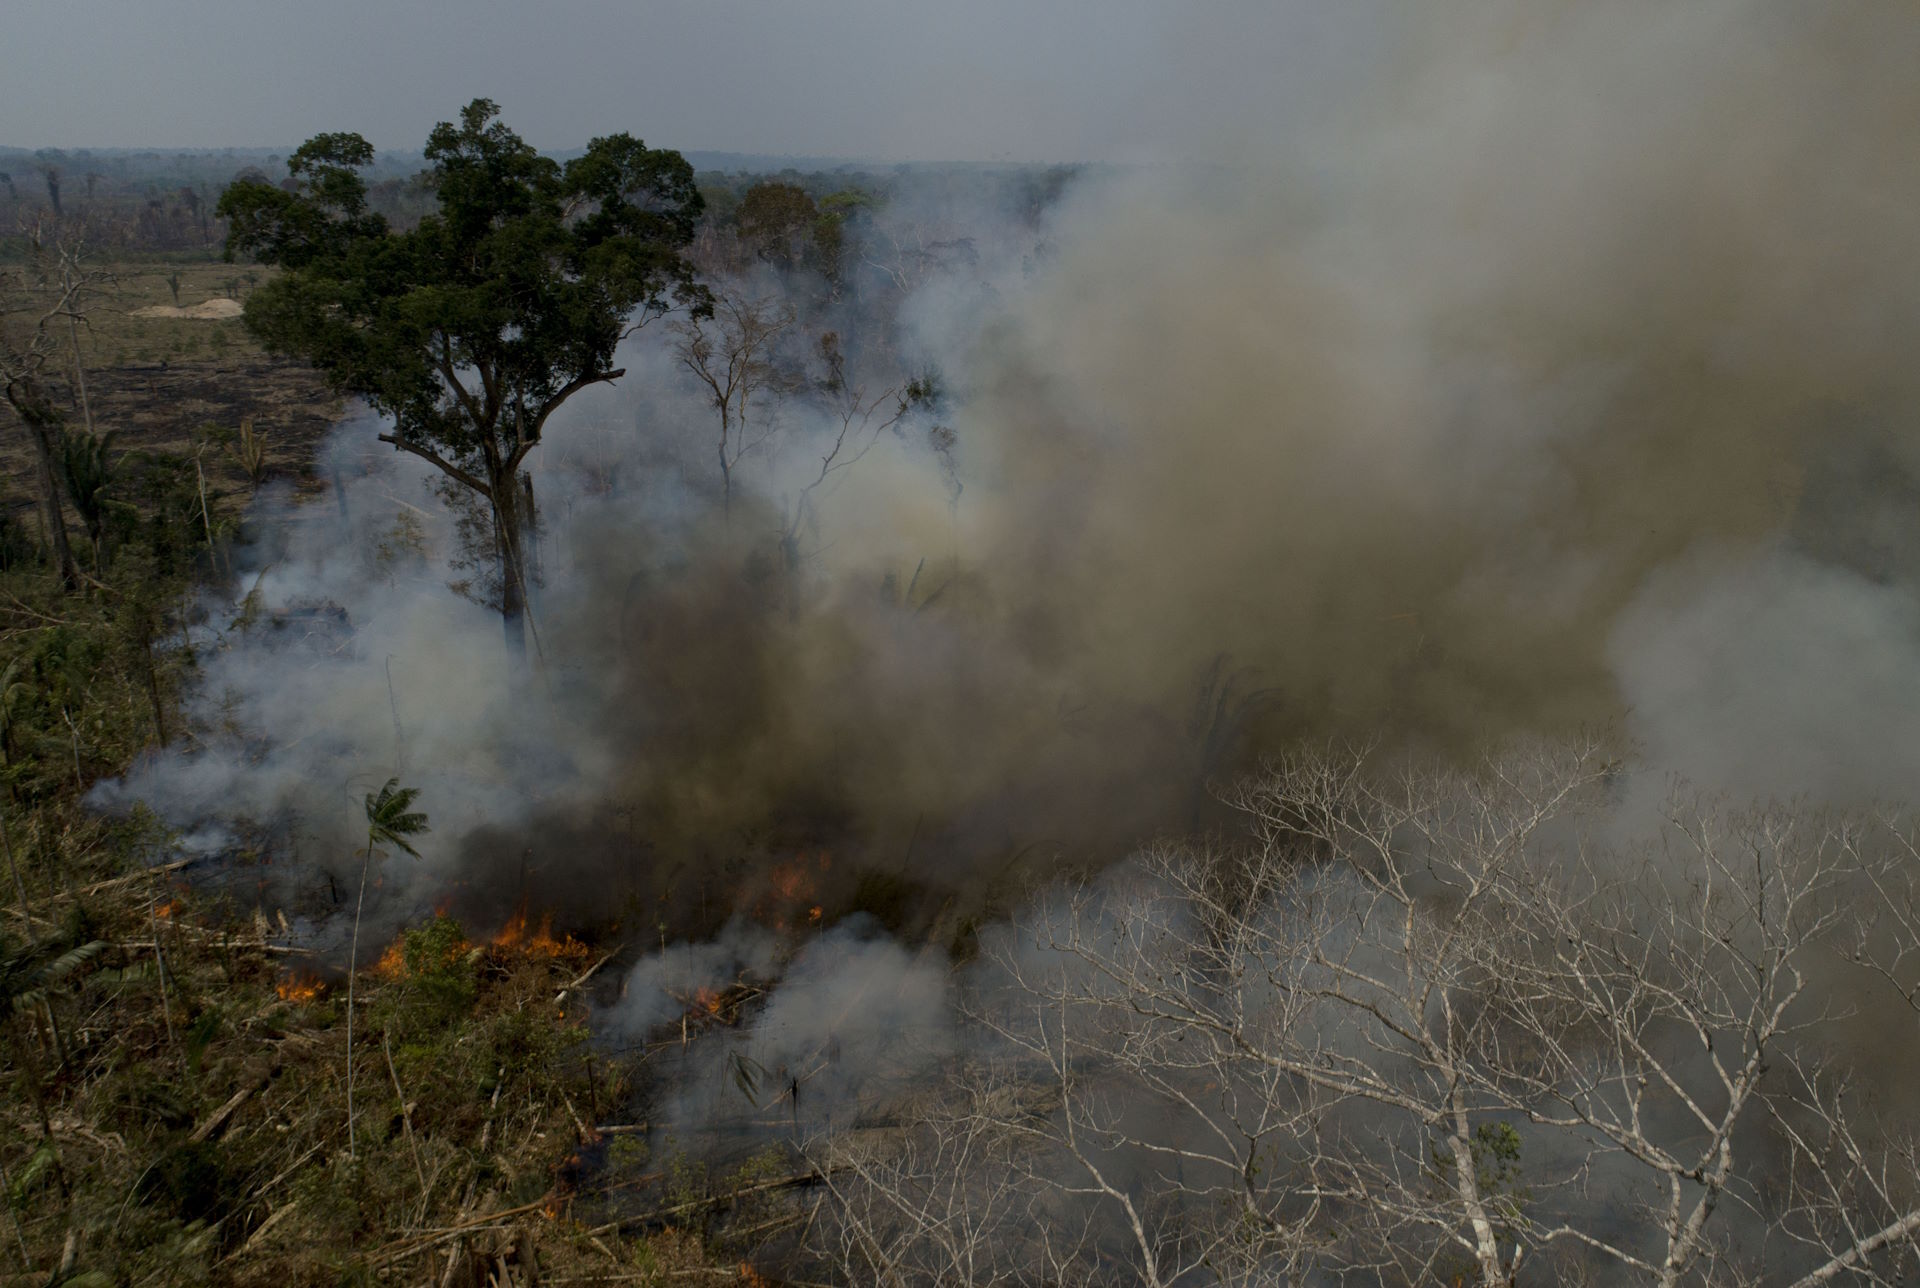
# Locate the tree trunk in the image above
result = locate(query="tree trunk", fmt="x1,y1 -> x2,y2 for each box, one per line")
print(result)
518,471 -> 542,617
65,313 -> 93,438
134,601 -> 167,747
346,833 -> 373,1158
489,470 -> 530,673
16,402 -> 79,590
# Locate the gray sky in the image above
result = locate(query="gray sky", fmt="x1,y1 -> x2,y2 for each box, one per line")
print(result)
1,0 -> 1377,162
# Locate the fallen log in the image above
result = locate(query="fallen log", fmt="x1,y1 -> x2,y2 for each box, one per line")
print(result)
190,1054 -> 282,1143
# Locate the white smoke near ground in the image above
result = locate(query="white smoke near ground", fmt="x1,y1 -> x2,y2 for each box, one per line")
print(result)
612,921 -> 781,1037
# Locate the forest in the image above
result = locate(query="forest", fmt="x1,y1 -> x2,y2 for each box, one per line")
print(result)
5,6 -> 1920,1287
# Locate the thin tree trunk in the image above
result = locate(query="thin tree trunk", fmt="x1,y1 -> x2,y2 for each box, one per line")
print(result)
7,1022 -> 70,1203
139,611 -> 167,747
147,886 -> 176,1050
347,833 -> 373,1157
1,810 -> 30,941
64,313 -> 93,437
192,450 -> 215,552
19,415 -> 78,590
518,472 -> 541,615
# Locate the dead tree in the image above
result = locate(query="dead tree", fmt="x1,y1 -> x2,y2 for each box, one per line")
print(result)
0,218 -> 113,589
802,1071 -> 1084,1287
777,332 -> 921,574
671,291 -> 797,523
829,743 -> 1920,1287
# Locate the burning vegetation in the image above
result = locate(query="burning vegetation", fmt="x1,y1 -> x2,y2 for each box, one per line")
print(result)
273,971 -> 324,1004
488,905 -> 592,966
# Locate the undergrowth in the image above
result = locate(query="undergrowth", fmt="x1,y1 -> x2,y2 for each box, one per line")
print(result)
1,470 -> 744,1285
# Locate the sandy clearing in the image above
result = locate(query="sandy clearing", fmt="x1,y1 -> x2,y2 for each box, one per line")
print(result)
131,298 -> 246,320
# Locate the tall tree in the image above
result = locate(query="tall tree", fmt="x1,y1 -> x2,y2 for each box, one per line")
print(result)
0,222 -> 111,590
218,100 -> 708,666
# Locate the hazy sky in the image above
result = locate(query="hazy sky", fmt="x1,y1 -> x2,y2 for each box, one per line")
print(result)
2,1 -> 1378,162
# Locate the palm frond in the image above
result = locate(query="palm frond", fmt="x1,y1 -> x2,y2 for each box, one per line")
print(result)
365,777 -> 430,856
40,938 -> 108,982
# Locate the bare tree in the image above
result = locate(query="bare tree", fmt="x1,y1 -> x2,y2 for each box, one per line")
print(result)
776,332 -> 925,574
804,1072 -> 1087,1287
816,743 -> 1920,1286
672,291 -> 798,522
0,218 -> 114,589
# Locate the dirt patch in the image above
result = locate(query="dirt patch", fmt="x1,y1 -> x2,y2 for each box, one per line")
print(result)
131,298 -> 246,320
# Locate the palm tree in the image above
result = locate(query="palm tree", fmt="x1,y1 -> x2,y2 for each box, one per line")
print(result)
346,778 -> 427,1156
56,427 -> 118,571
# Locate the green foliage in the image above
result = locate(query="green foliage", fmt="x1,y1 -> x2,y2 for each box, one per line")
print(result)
607,1134 -> 649,1170
0,619 -> 119,797
222,414 -> 269,486
378,914 -> 478,1032
364,777 -> 428,857
57,426 -> 120,563
735,181 -> 824,271
903,364 -> 944,410
7,1139 -> 58,1207
218,100 -> 708,492
101,1066 -> 195,1134
1431,1120 -> 1532,1237
183,1004 -> 223,1077
1,933 -> 106,1014
662,1140 -> 708,1211
113,448 -> 229,575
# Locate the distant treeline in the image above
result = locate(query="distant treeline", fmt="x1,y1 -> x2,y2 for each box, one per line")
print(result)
0,143 -> 1084,260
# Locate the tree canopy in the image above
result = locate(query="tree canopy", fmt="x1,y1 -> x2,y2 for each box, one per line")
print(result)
217,99 -> 709,660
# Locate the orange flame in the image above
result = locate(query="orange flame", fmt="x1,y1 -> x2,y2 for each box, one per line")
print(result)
275,972 -> 324,1003
374,939 -> 407,979
490,906 -> 590,963
752,855 -> 833,934
770,862 -> 812,901
154,900 -> 180,920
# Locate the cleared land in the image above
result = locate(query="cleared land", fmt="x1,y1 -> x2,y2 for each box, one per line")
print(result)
1,258 -> 342,523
